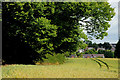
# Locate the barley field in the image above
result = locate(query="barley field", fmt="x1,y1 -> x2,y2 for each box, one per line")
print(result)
2,58 -> 118,78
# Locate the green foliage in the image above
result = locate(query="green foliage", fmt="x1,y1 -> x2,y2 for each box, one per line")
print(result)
98,50 -> 114,58
76,52 -> 83,58
3,2 -> 59,57
64,51 -> 70,57
98,43 -> 103,48
85,40 -> 92,46
86,41 -> 112,51
85,40 -> 98,50
85,49 -> 97,54
42,53 -> 66,64
114,39 -> 120,58
92,43 -> 98,50
105,50 -> 114,58
98,50 -> 105,54
3,2 -> 88,55
103,42 -> 112,50
97,56 -> 103,58
3,2 -> 115,62
24,17 -> 58,54
97,42 -> 112,50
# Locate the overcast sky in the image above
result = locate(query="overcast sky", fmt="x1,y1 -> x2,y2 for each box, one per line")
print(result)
91,0 -> 120,44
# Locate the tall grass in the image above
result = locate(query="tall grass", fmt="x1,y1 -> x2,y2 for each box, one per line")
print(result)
2,58 -> 118,78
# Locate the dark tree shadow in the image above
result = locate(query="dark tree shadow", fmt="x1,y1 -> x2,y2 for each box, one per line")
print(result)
2,35 -> 40,65
2,2 -> 42,65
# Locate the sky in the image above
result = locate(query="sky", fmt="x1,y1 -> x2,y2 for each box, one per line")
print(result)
91,0 -> 120,44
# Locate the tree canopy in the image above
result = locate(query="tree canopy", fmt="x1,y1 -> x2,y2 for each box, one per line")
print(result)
98,50 -> 114,58
102,42 -> 112,50
3,2 -> 115,63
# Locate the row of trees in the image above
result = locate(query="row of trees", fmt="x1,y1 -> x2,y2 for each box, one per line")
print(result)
3,2 -> 115,64
85,40 -> 112,50
79,49 -> 114,58
77,39 -> 120,58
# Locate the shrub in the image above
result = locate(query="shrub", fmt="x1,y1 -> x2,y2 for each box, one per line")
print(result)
33,58 -> 43,65
98,50 -> 105,54
76,52 -> 84,58
97,56 -> 103,58
104,50 -> 114,58
55,54 -> 66,64
98,50 -> 114,58
42,53 -> 66,64
64,51 -> 70,57
85,49 -> 97,54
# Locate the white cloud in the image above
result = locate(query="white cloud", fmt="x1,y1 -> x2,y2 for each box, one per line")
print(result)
92,2 -> 119,43
108,0 -> 120,2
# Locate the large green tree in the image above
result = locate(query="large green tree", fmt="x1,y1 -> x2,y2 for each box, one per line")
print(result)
3,2 -> 115,63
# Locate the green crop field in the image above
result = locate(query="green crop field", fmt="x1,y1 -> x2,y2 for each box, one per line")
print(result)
1,58 -> 118,78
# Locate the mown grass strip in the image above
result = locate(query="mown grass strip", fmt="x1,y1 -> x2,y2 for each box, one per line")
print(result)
90,58 -> 102,68
96,58 -> 109,70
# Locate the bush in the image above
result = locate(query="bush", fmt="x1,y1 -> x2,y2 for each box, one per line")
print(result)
97,56 -> 103,58
98,50 -> 114,58
76,52 -> 84,58
98,50 -> 105,54
104,50 -> 114,58
85,49 -> 97,54
42,53 -> 66,64
64,51 -> 70,57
